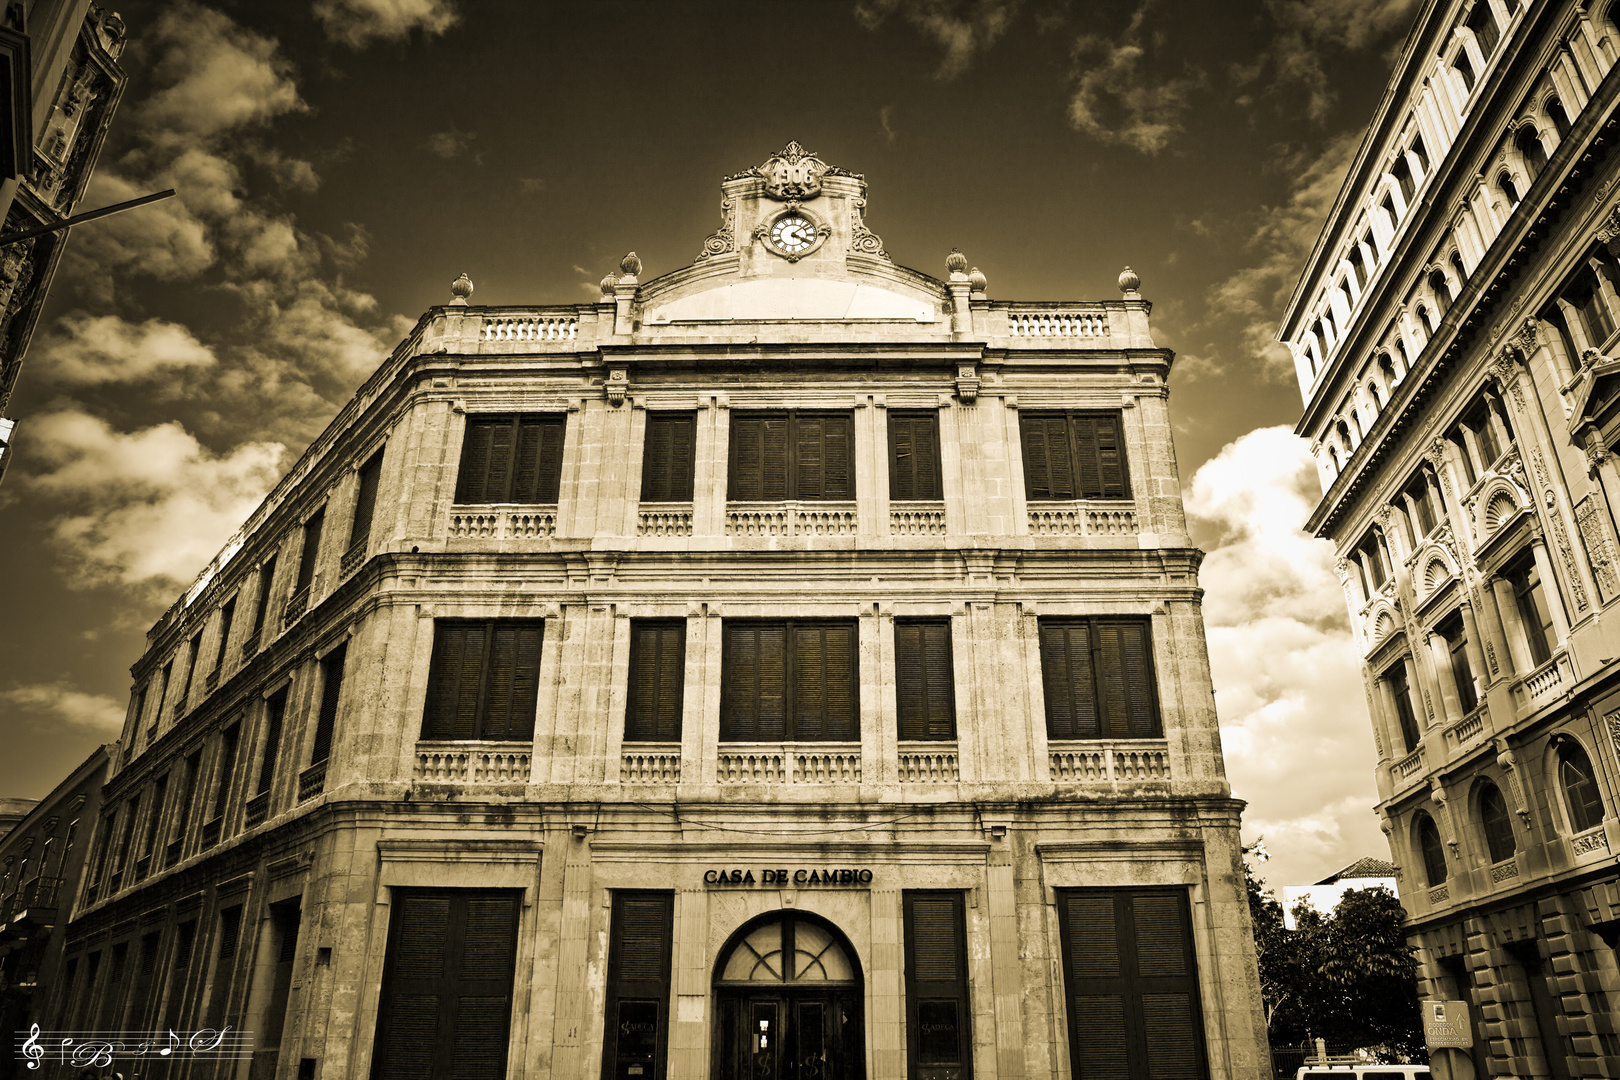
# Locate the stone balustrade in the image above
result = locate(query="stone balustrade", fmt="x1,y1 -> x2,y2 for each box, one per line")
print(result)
1007,310 -> 1109,337
621,745 -> 682,783
1027,501 -> 1139,537
481,314 -> 579,342
1512,649 -> 1574,715
638,506 -> 693,537
1447,708 -> 1486,749
725,503 -> 858,537
891,503 -> 946,536
448,505 -> 558,540
1048,740 -> 1169,785
897,745 -> 959,782
718,743 -> 861,784
414,742 -> 532,783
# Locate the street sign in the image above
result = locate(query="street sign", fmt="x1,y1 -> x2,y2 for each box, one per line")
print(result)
1423,1000 -> 1472,1048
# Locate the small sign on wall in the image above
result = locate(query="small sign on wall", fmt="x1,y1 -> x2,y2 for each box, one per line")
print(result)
1422,1000 -> 1472,1048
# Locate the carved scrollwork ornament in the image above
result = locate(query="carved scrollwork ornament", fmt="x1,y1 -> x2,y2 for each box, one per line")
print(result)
696,196 -> 735,261
1596,201 -> 1620,246
1586,429 -> 1610,476
1516,317 -> 1541,354
849,195 -> 887,259
1334,557 -> 1352,583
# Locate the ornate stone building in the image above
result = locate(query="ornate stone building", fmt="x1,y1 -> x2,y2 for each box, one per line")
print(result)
0,0 -> 127,485
1282,2 -> 1620,1075
53,144 -> 1266,1080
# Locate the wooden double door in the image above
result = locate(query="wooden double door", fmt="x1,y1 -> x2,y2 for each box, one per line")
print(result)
714,988 -> 862,1080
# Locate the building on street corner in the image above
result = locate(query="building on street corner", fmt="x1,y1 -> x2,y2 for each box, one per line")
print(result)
52,142 -> 1268,1080
1283,2 -> 1620,1075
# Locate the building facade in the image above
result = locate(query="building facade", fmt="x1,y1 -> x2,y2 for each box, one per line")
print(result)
0,0 -> 127,485
53,144 -> 1267,1080
1281,2 -> 1620,1076
0,746 -> 107,1079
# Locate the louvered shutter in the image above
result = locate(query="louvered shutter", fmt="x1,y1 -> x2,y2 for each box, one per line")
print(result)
730,415 -> 763,500
904,892 -> 970,1079
794,622 -> 828,738
295,509 -> 324,593
761,416 -> 789,500
132,932 -> 161,1029
310,644 -> 346,765
258,691 -> 286,794
819,621 -> 859,740
1041,621 -> 1098,739
627,620 -> 685,741
604,893 -> 674,1080
536,417 -> 567,503
449,896 -> 521,1080
483,624 -> 520,740
1022,416 -> 1053,499
796,415 -> 825,497
1120,620 -> 1159,738
1094,413 -> 1128,497
721,622 -> 788,741
1045,416 -> 1078,499
209,908 -> 242,1028
484,418 -> 517,503
424,623 -> 481,740
896,620 -> 954,740
821,413 -> 852,499
897,411 -> 941,500
1057,890 -> 1207,1080
641,413 -> 696,503
511,419 -> 543,503
1073,414 -> 1103,498
891,413 -> 918,500
351,450 -> 383,548
456,419 -> 497,504
1094,622 -> 1130,739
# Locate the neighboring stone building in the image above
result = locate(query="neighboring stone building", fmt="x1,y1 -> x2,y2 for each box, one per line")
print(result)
53,143 -> 1267,1080
1281,2 -> 1620,1074
1280,857 -> 1399,931
0,746 -> 107,1079
0,0 -> 127,485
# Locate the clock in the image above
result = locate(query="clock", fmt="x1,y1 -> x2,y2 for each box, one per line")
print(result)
769,214 -> 818,256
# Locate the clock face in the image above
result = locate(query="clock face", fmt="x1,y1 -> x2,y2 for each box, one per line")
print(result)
770,214 -> 818,255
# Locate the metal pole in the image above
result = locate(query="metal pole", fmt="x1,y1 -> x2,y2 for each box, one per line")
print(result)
0,189 -> 176,247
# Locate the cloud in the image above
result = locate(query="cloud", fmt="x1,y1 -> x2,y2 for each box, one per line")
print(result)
35,314 -> 217,387
1187,426 -> 1385,886
1252,0 -> 1422,123
1,683 -> 126,735
55,171 -> 214,304
1202,133 -> 1357,379
424,127 -> 477,160
854,0 -> 1021,79
1068,3 -> 1204,155
880,104 -> 898,144
21,410 -> 285,590
315,0 -> 461,47
136,2 -> 305,143
519,177 -> 546,194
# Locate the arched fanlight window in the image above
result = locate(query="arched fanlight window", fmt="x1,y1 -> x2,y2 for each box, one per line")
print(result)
1546,95 -> 1572,139
1498,171 -> 1521,207
1429,270 -> 1453,315
1558,740 -> 1607,833
1479,781 -> 1516,863
1337,419 -> 1355,453
1369,379 -> 1386,408
1418,303 -> 1435,334
1515,125 -> 1548,176
1379,352 -> 1398,392
1416,812 -> 1447,886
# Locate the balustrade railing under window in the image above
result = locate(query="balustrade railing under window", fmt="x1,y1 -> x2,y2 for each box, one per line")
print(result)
725,503 -> 858,537
897,743 -> 959,782
718,743 -> 861,784
413,742 -> 531,783
1047,740 -> 1169,785
1027,501 -> 1139,537
621,744 -> 682,784
448,505 -> 558,540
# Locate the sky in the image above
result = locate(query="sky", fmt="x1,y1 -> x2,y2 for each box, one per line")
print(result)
0,0 -> 1427,892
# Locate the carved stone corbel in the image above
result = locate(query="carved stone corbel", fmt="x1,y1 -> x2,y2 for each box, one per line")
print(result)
605,365 -> 628,406
1494,738 -> 1531,827
1429,777 -> 1460,859
955,362 -> 980,403
1583,424 -> 1609,477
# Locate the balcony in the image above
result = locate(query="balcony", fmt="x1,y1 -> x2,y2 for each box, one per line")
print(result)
897,743 -> 959,782
1006,308 -> 1110,338
340,539 -> 367,577
244,790 -> 271,827
200,817 -> 222,849
717,743 -> 861,784
890,503 -> 946,536
725,503 -> 857,537
1488,856 -> 1520,885
298,760 -> 328,801
621,744 -> 682,784
164,838 -> 184,868
637,505 -> 693,537
1511,649 -> 1575,715
282,586 -> 310,629
1446,706 -> 1488,751
1571,824 -> 1611,860
1391,747 -> 1426,789
204,666 -> 221,692
448,504 -> 557,540
413,742 -> 531,783
1027,501 -> 1139,537
1048,740 -> 1169,786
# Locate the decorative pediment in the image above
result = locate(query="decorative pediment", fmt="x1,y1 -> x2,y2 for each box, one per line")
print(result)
1565,353 -> 1620,431
1409,537 -> 1460,607
1363,599 -> 1404,654
1473,475 -> 1528,544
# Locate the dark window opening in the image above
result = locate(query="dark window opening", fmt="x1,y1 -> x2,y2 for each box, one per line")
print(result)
1547,96 -> 1572,138
1498,170 -> 1520,207
349,448 -> 384,553
1559,741 -> 1606,833
1039,617 -> 1161,740
895,618 -> 957,741
311,644 -> 347,765
1392,155 -> 1414,203
294,508 -> 325,597
1516,125 -> 1548,176
258,689 -> 287,796
625,619 -> 686,742
455,414 -> 567,505
1417,813 -> 1447,886
888,410 -> 943,502
728,411 -> 853,502
721,619 -> 858,742
1020,411 -> 1130,500
603,892 -> 674,1080
1388,663 -> 1422,755
422,620 -> 545,742
1479,781 -> 1515,863
1438,613 -> 1478,715
903,892 -> 972,1080
1506,553 -> 1555,667
1466,1 -> 1500,57
640,412 -> 696,503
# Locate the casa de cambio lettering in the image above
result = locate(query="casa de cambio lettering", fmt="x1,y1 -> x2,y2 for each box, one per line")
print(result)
47,142 -> 1269,1080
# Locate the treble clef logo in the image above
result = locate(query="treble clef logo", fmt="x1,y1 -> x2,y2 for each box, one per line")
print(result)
20,1024 -> 43,1070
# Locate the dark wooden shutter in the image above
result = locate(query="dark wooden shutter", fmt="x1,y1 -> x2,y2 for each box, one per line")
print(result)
456,418 -> 499,504
896,620 -> 955,740
483,621 -> 543,740
904,892 -> 971,1080
721,622 -> 787,741
251,555 -> 277,638
1023,415 -> 1076,499
536,417 -> 567,503
295,509 -> 325,593
424,622 -> 484,740
168,922 -> 196,1024
792,621 -> 857,741
1118,620 -> 1159,738
602,892 -> 674,1080
796,414 -> 826,497
1085,412 -> 1128,498
642,413 -> 696,502
210,907 -> 242,1028
131,932 -> 161,1029
889,411 -> 941,501
626,620 -> 686,741
1057,890 -> 1207,1080
372,890 -> 520,1080
1040,620 -> 1098,739
211,722 -> 240,821
258,690 -> 287,794
485,418 -> 517,503
424,620 -> 544,741
351,449 -> 384,548
729,415 -> 763,501
512,418 -> 543,503
310,643 -> 346,765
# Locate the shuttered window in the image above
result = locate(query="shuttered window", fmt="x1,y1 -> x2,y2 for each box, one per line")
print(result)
889,410 -> 943,501
455,414 -> 567,504
1020,412 -> 1130,500
1057,889 -> 1207,1080
210,722 -> 241,823
132,931 -> 162,1031
1039,618 -> 1160,739
294,508 -> 325,595
728,411 -> 853,501
422,620 -> 545,741
350,448 -> 384,550
209,906 -> 243,1029
626,619 -> 686,742
641,412 -> 696,502
310,644 -> 346,766
903,892 -> 971,1080
258,689 -> 287,795
721,619 -> 858,741
895,619 -> 956,740
602,892 -> 674,1080
372,889 -> 522,1080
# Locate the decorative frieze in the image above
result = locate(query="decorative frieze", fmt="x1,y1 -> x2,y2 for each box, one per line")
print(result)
1575,496 -> 1619,602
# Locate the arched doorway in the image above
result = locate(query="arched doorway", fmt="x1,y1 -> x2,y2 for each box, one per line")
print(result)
713,911 -> 864,1080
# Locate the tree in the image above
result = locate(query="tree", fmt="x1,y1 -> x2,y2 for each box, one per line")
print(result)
1243,846 -> 1426,1062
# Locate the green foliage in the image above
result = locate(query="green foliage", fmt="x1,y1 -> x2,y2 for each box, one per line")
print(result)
1243,853 -> 1426,1062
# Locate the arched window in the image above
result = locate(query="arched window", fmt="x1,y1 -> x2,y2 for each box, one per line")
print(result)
1430,270 -> 1453,315
1450,251 -> 1469,289
1370,379 -> 1386,408
1479,781 -> 1516,863
1516,125 -> 1548,176
1395,337 -> 1409,367
1392,156 -> 1415,203
1416,812 -> 1448,886
1559,740 -> 1607,833
1546,95 -> 1572,139
1379,352 -> 1398,392
1337,419 -> 1355,453
1418,303 -> 1435,334
1498,170 -> 1521,208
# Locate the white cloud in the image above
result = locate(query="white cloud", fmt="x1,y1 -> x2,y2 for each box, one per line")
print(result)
1257,0 -> 1423,122
854,0 -> 1021,79
315,0 -> 461,47
1068,2 -> 1204,155
36,314 -> 216,386
1188,426 -> 1387,887
56,171 -> 214,303
424,127 -> 477,160
21,410 -> 285,590
137,2 -> 306,143
0,683 -> 125,735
